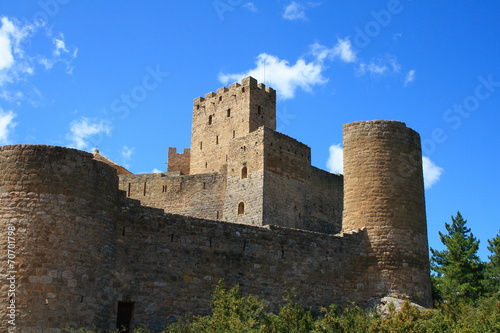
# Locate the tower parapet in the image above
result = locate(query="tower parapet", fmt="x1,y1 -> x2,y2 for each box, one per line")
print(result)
190,77 -> 276,175
342,120 -> 432,307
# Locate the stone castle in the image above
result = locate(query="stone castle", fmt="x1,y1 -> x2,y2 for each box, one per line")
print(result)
0,77 -> 432,332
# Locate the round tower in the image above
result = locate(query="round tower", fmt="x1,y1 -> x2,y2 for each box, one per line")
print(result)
0,145 -> 118,331
342,120 -> 432,307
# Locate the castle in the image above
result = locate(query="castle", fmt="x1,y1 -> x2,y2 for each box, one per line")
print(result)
0,77 -> 432,332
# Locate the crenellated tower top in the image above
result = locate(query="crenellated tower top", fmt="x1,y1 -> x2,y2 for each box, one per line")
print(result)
190,77 -> 276,175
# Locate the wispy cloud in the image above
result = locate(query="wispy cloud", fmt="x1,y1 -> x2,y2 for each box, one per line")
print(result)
326,143 -> 343,174
404,69 -> 416,86
0,108 -> 17,144
53,35 -> 68,56
121,145 -> 135,167
356,55 -> 401,77
0,17 -> 36,85
243,2 -> 258,13
0,16 -> 77,98
283,2 -> 307,21
219,38 -> 355,100
67,117 -> 111,150
311,38 -> 357,63
422,156 -> 443,189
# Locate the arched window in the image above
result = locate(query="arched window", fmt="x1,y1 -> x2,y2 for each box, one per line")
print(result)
208,115 -> 213,125
227,108 -> 231,117
238,202 -> 245,215
241,166 -> 248,179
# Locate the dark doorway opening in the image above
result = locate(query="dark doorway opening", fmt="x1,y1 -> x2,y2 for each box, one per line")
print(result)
117,301 -> 134,332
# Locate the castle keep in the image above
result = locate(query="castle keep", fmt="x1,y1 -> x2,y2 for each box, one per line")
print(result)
0,77 -> 432,332
120,77 -> 342,234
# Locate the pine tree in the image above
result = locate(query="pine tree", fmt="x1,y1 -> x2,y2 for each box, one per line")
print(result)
430,212 -> 484,302
483,232 -> 500,298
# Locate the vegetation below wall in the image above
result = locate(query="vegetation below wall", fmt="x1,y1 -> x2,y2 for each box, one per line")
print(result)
74,281 -> 499,333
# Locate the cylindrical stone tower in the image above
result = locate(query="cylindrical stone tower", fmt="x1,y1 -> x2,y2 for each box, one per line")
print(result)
0,145 -> 118,331
342,120 -> 432,307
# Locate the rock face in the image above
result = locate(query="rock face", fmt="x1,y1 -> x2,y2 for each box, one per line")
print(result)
0,77 -> 432,332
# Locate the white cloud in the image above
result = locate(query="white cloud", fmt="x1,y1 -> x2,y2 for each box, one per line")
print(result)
121,146 -> 134,160
393,32 -> 403,41
219,39 -> 356,100
219,52 -> 327,100
0,16 -> 77,95
152,168 -> 162,173
357,62 -> 387,76
243,2 -> 258,13
53,35 -> 68,56
326,144 -> 343,174
67,117 -> 111,150
356,56 -> 401,77
0,20 -> 15,71
283,2 -> 307,21
121,145 -> 135,167
333,38 -> 357,63
311,38 -> 357,63
0,108 -> 17,145
404,69 -> 416,86
422,156 -> 443,189
0,17 -> 35,85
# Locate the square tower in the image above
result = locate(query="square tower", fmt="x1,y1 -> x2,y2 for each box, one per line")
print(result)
189,77 -> 276,175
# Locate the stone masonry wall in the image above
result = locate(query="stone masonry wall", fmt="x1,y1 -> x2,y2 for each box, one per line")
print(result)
342,120 -> 432,307
223,128 -> 265,225
167,147 -> 190,175
261,128 -> 343,233
0,145 -> 118,332
119,171 -> 226,221
114,197 -> 371,331
190,77 -> 276,175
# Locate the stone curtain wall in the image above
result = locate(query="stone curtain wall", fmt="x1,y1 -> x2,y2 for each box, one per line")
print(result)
342,121 -> 432,307
119,171 -> 227,221
0,145 -> 118,331
262,128 -> 343,233
114,197 -> 370,331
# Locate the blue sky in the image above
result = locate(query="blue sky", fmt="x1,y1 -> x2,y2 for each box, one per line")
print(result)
1,1 -> 498,261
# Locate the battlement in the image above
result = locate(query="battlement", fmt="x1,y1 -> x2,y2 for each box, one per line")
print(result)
193,77 -> 276,104
190,77 -> 276,175
167,147 -> 191,174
